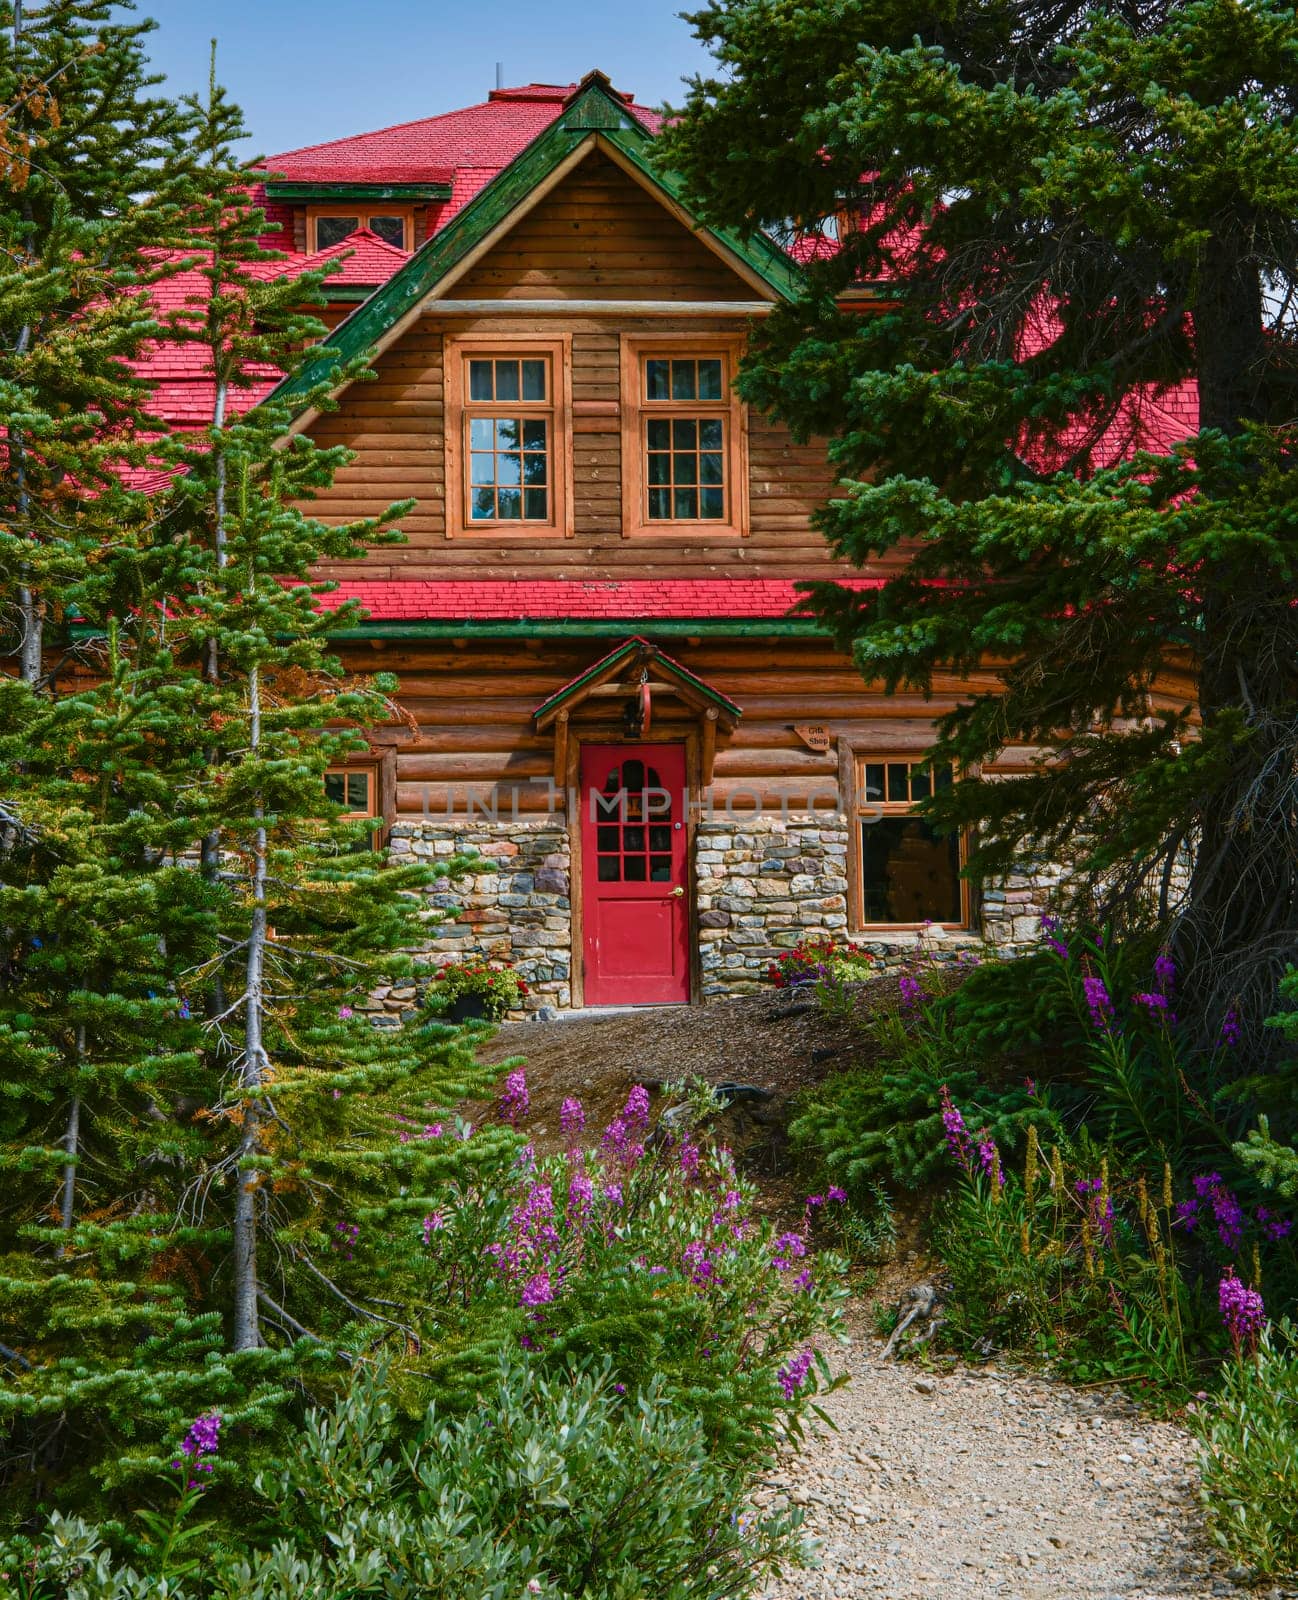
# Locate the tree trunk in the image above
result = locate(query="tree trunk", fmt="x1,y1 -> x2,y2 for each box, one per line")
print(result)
58,1086 -> 80,1242
231,660 -> 266,1353
1178,239 -> 1298,1047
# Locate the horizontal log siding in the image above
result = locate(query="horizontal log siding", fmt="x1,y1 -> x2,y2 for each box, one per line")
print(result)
452,153 -> 749,302
300,150 -> 861,581
346,637 -> 1005,818
305,311 -> 857,580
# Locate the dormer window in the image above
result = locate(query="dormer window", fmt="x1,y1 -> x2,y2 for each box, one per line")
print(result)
309,208 -> 410,251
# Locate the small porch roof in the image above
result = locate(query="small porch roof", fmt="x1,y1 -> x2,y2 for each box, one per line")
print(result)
532,635 -> 742,733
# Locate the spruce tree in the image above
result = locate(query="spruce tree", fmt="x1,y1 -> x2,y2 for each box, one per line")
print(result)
0,43 -> 497,1517
0,0 -> 189,682
661,0 -> 1298,1045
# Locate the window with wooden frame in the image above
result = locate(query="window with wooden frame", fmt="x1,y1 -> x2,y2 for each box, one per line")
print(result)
324,764 -> 383,849
309,207 -> 412,252
851,754 -> 968,928
443,335 -> 572,538
620,335 -> 748,537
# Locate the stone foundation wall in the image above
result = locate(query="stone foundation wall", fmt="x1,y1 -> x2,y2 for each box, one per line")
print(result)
696,813 -> 1062,995
373,813 -> 1063,1019
385,818 -> 573,1014
696,814 -> 852,996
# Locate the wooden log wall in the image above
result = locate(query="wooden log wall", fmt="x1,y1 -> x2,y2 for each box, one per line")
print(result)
300,148 -> 864,582
342,637 -> 1009,819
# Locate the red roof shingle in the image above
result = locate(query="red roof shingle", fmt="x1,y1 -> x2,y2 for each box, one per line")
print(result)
312,578 -> 883,622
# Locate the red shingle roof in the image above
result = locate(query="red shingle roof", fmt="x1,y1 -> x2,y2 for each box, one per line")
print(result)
312,578 -> 883,622
287,226 -> 410,287
259,82 -> 659,191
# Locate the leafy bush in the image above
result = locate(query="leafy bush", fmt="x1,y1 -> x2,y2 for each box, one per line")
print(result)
932,1115 -> 1199,1391
13,1356 -> 809,1598
1195,1325 -> 1298,1579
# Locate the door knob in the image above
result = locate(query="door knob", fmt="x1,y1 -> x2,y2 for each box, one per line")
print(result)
671,886 -> 685,897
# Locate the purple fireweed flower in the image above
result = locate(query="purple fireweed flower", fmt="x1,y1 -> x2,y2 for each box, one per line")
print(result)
1257,1207 -> 1293,1243
602,1182 -> 623,1205
567,1171 -> 594,1227
520,1270 -> 554,1310
1190,1173 -> 1245,1252
806,1194 -> 825,1210
826,1186 -> 847,1203
1134,991 -> 1174,1022
1039,915 -> 1069,960
1082,974 -> 1115,1032
792,1268 -> 814,1293
772,1232 -> 807,1271
1220,1009 -> 1242,1049
777,1349 -> 814,1402
338,1005 -> 354,1020
422,1211 -> 447,1245
978,1132 -> 1005,1187
175,1411 -> 221,1489
623,1084 -> 651,1129
682,1240 -> 717,1285
1219,1272 -> 1266,1354
1174,1198 -> 1199,1231
560,1096 -> 585,1136
939,1085 -> 972,1174
898,973 -> 923,1012
497,1068 -> 529,1126
1153,952 -> 1176,993
679,1141 -> 701,1178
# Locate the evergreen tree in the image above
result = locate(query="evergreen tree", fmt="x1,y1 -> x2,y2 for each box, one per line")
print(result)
0,45 -> 497,1515
0,0 -> 190,682
660,0 -> 1298,1045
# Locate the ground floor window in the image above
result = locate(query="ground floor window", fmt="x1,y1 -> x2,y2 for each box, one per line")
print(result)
854,755 -> 966,927
324,765 -> 381,848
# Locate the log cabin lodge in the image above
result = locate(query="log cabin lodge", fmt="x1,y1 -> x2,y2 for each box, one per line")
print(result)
149,72 -> 1198,1013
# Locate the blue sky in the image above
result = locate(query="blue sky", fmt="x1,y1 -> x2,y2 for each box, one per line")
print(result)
140,1 -> 715,157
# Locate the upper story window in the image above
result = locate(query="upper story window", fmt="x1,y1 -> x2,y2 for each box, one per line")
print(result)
850,752 -> 967,928
444,335 -> 572,538
620,335 -> 748,537
309,208 -> 410,252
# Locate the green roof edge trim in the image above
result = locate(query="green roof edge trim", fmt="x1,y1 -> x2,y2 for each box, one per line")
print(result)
270,74 -> 807,407
264,181 -> 452,201
325,617 -> 825,641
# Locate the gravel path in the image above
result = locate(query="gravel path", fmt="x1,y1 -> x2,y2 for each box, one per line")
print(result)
759,1331 -> 1290,1600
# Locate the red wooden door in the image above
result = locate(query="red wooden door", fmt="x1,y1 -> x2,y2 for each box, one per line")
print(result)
580,744 -> 690,1006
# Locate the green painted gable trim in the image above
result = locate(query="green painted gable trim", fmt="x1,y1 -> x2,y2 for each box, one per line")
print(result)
532,634 -> 743,728
271,73 -> 806,408
264,181 -> 451,201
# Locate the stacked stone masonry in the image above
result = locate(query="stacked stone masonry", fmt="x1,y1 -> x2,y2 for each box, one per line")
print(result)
377,815 -> 1059,1018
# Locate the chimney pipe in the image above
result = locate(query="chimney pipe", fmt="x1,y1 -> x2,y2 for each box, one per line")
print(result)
495,61 -> 504,90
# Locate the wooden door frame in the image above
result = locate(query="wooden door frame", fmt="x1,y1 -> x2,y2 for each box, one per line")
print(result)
566,725 -> 701,1008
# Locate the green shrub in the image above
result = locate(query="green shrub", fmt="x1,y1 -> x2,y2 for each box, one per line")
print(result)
14,1356 -> 809,1598
1195,1325 -> 1298,1579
